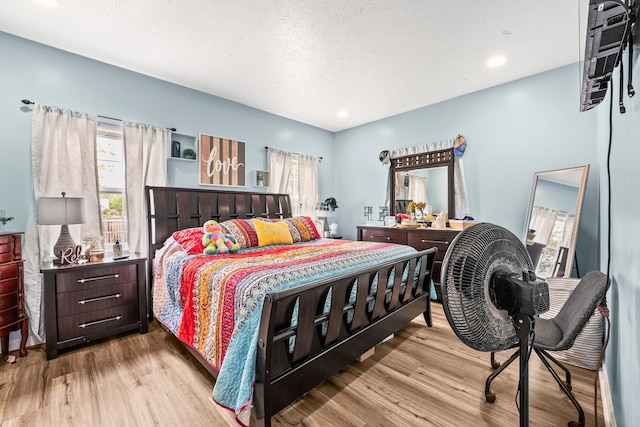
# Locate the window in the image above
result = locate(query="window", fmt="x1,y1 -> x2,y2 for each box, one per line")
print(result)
96,119 -> 127,249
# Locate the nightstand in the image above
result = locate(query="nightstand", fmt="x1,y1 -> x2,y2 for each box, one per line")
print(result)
41,256 -> 148,360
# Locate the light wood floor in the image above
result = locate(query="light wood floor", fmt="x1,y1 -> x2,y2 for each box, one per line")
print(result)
1,304 -> 604,426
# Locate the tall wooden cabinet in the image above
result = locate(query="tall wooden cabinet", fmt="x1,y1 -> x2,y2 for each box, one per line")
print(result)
357,225 -> 459,299
0,232 -> 28,358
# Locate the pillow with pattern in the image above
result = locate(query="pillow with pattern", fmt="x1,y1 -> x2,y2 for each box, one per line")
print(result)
281,216 -> 321,242
254,219 -> 294,247
219,218 -> 270,249
171,228 -> 205,255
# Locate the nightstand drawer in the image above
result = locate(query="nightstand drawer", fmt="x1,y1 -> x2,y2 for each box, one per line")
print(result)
56,264 -> 137,293
57,303 -> 139,342
0,263 -> 18,281
56,281 -> 139,317
0,276 -> 18,295
0,305 -> 19,327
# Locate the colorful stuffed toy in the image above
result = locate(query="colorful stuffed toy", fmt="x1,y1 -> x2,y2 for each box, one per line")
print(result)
202,220 -> 240,254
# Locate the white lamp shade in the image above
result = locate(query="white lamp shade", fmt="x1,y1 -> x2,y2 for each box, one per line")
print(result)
38,196 -> 86,225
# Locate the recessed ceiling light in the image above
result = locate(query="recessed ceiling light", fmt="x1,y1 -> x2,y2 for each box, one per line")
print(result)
486,55 -> 506,68
36,0 -> 59,7
337,111 -> 349,118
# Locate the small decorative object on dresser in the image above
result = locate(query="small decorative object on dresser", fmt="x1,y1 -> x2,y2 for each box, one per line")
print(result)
0,210 -> 14,232
0,232 -> 29,359
41,256 -> 148,360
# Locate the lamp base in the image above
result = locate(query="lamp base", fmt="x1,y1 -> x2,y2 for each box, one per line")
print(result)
52,224 -> 77,263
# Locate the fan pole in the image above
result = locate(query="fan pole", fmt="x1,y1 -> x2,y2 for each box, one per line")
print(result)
513,313 -> 534,427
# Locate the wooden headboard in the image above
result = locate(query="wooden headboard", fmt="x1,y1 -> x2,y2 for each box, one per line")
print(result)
146,186 -> 292,259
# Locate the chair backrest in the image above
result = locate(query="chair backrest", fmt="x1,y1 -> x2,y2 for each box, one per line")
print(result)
553,271 -> 610,350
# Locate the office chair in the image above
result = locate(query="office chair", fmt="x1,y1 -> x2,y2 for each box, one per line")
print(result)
485,271 -> 610,427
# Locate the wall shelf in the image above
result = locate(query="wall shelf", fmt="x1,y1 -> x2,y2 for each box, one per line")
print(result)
169,133 -> 197,161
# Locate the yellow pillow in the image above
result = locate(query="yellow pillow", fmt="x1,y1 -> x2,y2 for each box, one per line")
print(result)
254,220 -> 294,247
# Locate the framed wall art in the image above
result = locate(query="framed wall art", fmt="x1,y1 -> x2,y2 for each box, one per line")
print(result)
199,133 -> 246,186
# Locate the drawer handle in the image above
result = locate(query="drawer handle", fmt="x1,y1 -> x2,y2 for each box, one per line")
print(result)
79,315 -> 122,328
78,273 -> 120,283
420,240 -> 449,245
78,293 -> 121,304
369,235 -> 391,241
0,316 -> 3,323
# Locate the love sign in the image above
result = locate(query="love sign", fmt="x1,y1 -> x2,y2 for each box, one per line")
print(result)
199,134 -> 246,186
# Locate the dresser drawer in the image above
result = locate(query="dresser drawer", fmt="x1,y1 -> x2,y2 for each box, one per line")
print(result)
0,291 -> 17,313
0,305 -> 19,327
360,228 -> 407,245
56,264 -> 137,293
0,262 -> 18,282
0,276 -> 18,295
407,234 -> 453,259
0,235 -> 12,246
56,281 -> 139,317
57,303 -> 139,341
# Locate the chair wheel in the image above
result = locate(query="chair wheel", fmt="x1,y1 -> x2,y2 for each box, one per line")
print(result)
485,391 -> 496,403
491,360 -> 500,369
567,421 -> 581,427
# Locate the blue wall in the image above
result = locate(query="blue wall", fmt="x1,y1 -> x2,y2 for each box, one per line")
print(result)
334,64 -> 600,277
0,31 -> 335,236
595,45 -> 640,426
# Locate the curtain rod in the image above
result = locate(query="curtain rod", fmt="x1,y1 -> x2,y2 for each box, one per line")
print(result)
21,99 -> 177,132
264,146 -> 323,161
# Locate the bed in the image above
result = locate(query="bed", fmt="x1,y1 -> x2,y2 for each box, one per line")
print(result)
146,186 -> 437,426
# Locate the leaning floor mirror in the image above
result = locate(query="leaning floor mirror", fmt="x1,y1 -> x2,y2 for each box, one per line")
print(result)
523,165 -> 589,279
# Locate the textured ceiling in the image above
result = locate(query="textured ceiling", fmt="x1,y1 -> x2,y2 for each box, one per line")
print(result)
0,1 -> 588,131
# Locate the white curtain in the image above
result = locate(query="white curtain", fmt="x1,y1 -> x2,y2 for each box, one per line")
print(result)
530,206 -> 558,245
267,148 -> 318,217
123,121 -> 168,256
386,139 -> 470,218
407,176 -> 428,204
562,213 -> 575,248
267,148 -> 292,193
297,154 -> 318,217
24,104 -> 101,339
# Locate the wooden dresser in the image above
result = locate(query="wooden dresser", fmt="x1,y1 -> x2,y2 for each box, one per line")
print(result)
0,232 -> 28,358
41,256 -> 148,360
357,225 -> 460,299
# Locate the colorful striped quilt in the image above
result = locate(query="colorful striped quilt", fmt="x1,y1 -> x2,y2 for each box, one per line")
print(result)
153,238 -> 417,425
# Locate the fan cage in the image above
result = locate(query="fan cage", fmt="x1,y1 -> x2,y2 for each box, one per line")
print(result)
441,223 -> 534,352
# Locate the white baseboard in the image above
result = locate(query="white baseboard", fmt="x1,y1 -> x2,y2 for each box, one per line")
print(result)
599,364 -> 616,427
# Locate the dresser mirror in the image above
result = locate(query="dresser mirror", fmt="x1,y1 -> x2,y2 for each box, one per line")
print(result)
523,165 -> 589,278
389,148 -> 455,216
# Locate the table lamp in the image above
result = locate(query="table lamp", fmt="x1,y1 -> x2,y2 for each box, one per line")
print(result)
38,192 -> 86,263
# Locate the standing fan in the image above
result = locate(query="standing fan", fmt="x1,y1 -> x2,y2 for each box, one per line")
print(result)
441,223 -> 550,427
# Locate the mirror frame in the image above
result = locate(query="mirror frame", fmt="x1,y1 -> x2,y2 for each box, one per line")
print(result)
389,148 -> 455,216
523,165 -> 589,278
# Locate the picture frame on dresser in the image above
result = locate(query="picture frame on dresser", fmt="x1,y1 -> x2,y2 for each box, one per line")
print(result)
41,256 -> 148,360
0,232 -> 29,359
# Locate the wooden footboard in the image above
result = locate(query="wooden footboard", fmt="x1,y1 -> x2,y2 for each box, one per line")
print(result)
254,247 -> 437,426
